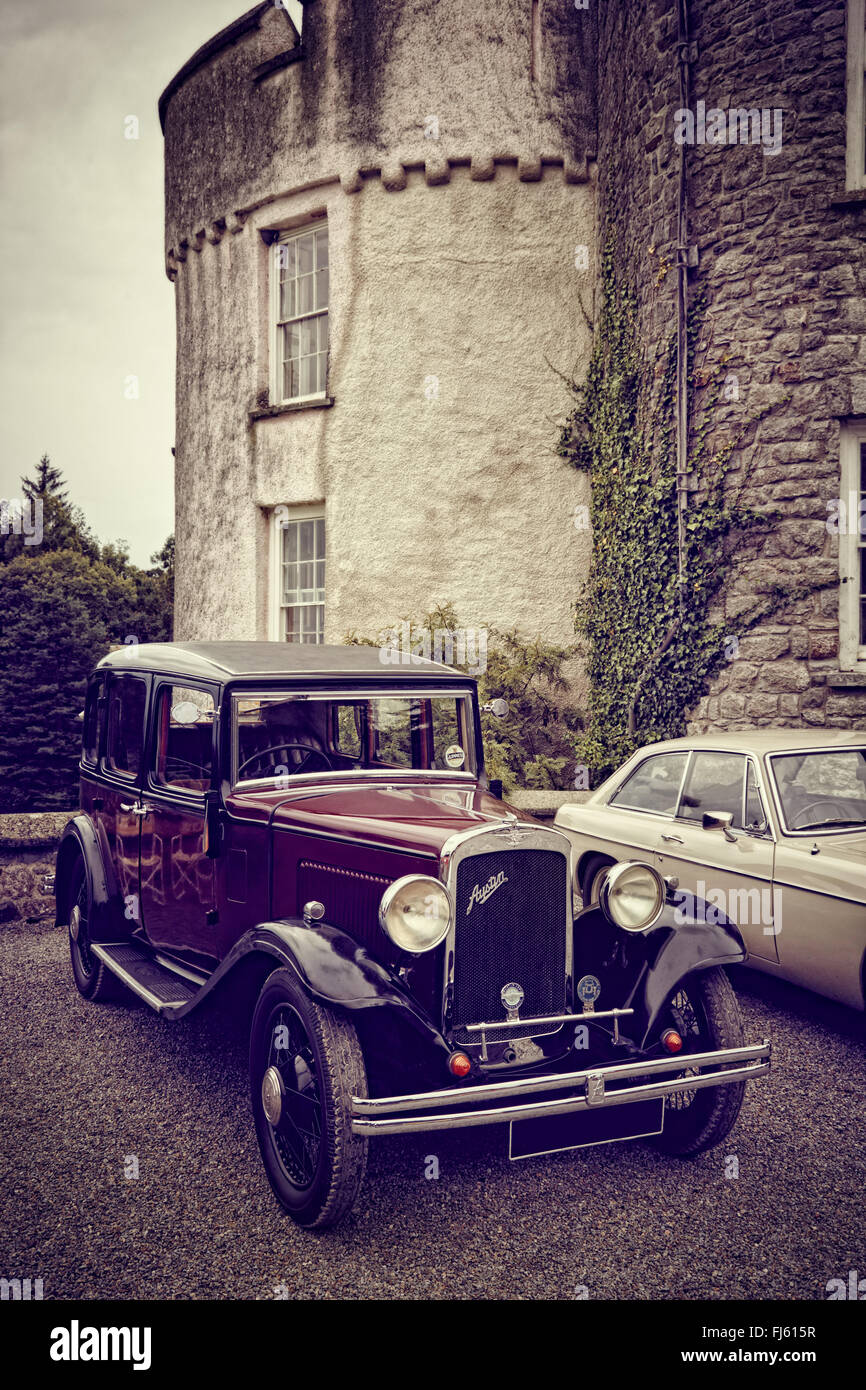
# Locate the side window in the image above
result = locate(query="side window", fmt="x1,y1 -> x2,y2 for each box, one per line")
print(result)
82,677 -> 105,765
105,675 -> 148,778
153,685 -> 216,793
678,752 -> 747,828
609,753 -> 688,815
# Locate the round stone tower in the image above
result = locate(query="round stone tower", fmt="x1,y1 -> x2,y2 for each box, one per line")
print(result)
160,0 -> 597,647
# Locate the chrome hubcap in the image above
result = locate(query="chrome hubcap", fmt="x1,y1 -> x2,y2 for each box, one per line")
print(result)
261,1065 -> 284,1125
69,905 -> 81,942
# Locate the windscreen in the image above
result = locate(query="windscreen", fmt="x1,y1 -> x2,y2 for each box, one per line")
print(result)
233,691 -> 476,784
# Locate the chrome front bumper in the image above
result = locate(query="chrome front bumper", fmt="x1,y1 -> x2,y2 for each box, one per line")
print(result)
351,1040 -> 771,1136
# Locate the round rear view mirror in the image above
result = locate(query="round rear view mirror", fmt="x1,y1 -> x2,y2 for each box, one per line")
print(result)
482,698 -> 509,718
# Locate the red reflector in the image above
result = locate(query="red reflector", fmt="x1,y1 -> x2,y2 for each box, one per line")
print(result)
448,1052 -> 472,1077
662,1028 -> 683,1054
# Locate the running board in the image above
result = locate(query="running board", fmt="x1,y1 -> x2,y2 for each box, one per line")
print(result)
91,942 -> 201,1015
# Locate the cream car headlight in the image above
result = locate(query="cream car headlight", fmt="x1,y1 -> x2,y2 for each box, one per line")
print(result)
599,861 -> 665,932
379,876 -> 453,953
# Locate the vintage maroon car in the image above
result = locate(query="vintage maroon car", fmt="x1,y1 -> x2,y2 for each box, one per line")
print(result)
55,642 -> 770,1228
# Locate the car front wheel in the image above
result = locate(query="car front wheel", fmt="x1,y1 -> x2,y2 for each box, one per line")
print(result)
249,967 -> 368,1229
652,966 -> 746,1157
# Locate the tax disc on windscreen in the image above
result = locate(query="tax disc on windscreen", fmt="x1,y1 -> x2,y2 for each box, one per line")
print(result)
444,744 -> 465,768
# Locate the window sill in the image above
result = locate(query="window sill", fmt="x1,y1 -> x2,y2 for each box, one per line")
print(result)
827,671 -> 866,688
250,397 -> 334,422
830,189 -> 866,209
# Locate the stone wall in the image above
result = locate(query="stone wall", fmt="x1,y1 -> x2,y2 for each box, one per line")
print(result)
597,0 -> 866,732
0,813 -> 68,925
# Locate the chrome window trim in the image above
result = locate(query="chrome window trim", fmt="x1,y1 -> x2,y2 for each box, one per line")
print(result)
437,820 -> 574,1037
235,768 -> 478,791
231,686 -> 478,789
766,745 -> 866,838
743,755 -> 776,841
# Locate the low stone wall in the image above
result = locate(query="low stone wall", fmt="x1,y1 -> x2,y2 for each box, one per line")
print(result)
0,793 -> 589,925
507,789 -> 590,821
0,812 -> 71,924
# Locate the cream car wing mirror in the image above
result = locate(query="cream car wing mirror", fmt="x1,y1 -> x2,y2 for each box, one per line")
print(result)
702,810 -> 737,843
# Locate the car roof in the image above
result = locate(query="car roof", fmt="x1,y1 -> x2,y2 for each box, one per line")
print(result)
628,729 -> 865,756
96,641 -> 468,683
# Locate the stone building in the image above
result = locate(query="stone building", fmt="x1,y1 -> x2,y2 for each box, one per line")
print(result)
159,0 -> 595,650
592,0 -> 866,731
161,0 -> 866,730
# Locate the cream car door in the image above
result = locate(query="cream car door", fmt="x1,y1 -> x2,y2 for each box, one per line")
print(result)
603,751 -> 692,864
653,751 -> 779,963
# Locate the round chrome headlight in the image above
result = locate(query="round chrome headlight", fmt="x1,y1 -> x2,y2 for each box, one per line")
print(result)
378,876 -> 453,953
599,861 -> 665,933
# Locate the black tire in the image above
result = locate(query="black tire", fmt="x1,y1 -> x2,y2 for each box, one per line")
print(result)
582,854 -> 615,906
249,967 -> 368,1229
653,966 -> 746,1157
68,859 -> 127,1004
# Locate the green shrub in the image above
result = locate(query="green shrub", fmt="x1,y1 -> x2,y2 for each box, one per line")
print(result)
345,601 -> 584,794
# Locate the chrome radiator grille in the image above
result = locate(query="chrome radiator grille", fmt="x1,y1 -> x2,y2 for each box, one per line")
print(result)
451,847 -> 568,1041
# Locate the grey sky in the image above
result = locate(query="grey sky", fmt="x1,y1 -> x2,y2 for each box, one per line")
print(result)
0,0 -> 246,566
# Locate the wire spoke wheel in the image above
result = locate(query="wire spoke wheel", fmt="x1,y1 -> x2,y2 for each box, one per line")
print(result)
666,986 -> 703,1110
250,968 -> 368,1228
265,1005 -> 323,1189
652,967 -> 746,1157
72,874 -> 94,976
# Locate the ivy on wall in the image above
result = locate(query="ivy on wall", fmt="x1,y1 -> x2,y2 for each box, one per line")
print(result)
557,232 -> 816,779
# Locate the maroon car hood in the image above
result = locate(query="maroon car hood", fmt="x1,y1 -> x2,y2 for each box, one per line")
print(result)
229,780 -> 536,858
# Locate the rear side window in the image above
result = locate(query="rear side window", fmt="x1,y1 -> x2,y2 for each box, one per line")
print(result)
609,753 -> 688,815
82,677 -> 105,765
105,675 -> 147,777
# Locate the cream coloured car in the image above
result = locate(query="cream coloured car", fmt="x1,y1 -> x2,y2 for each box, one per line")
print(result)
555,731 -> 866,1010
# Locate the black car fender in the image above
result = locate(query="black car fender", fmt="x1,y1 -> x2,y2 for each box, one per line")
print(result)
55,815 -> 122,940
197,919 -> 454,1063
636,895 -> 747,1048
574,895 -> 747,1050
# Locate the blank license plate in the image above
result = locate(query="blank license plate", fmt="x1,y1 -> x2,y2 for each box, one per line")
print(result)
509,1098 -> 665,1161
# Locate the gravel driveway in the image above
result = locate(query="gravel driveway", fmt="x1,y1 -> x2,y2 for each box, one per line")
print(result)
1,920 -> 863,1301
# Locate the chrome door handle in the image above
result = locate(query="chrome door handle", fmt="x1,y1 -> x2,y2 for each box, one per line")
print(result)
661,834 -> 684,844
121,802 -> 150,818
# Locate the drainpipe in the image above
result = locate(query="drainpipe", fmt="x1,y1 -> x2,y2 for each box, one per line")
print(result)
626,0 -> 695,737
675,0 -> 695,606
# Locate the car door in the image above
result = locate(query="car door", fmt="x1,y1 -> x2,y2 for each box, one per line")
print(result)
653,750 -> 779,963
93,670 -> 150,929
603,750 -> 692,863
138,680 -> 218,961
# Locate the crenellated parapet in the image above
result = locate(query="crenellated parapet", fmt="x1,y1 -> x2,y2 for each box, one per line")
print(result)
164,152 -> 595,280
